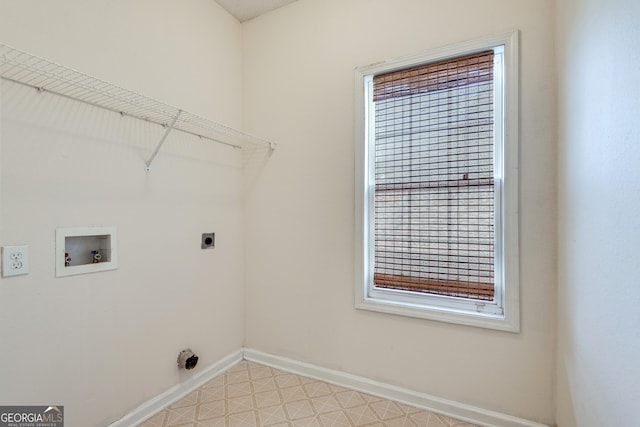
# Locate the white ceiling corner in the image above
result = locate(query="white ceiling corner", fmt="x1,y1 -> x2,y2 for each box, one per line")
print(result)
215,0 -> 298,22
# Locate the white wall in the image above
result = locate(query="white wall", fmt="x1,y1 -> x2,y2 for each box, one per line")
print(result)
243,0 -> 557,424
0,1 -> 245,426
556,0 -> 640,425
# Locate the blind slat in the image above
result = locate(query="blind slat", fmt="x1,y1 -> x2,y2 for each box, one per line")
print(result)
373,51 -> 494,102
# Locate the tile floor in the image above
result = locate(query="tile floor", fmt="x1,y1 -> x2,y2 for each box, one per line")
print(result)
137,360 -> 479,427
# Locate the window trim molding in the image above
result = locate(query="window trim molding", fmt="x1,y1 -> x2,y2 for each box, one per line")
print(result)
354,31 -> 520,332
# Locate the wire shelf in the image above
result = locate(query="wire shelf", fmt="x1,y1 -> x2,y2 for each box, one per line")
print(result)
0,43 -> 274,169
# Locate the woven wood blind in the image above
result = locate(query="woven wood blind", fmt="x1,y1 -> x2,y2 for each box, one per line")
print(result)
372,51 -> 495,301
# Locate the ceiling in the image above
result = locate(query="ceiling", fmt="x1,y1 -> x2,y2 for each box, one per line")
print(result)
215,0 -> 298,22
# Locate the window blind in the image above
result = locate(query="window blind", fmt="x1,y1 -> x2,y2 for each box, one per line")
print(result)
372,51 -> 495,301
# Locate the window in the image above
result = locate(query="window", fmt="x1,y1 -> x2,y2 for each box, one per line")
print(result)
354,32 -> 519,332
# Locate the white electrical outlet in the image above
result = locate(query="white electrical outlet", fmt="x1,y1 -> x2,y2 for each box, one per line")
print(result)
2,245 -> 29,277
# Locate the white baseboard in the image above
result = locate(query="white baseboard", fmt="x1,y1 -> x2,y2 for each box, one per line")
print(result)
243,348 -> 550,427
108,348 -> 549,427
107,349 -> 243,427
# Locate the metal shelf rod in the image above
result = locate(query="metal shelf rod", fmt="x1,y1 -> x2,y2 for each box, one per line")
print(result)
4,76 -> 244,150
145,110 -> 182,172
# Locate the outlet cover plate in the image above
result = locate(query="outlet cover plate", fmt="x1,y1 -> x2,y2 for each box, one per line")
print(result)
2,245 -> 29,277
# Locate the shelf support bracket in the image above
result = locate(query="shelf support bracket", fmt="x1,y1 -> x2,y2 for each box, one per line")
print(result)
145,109 -> 182,172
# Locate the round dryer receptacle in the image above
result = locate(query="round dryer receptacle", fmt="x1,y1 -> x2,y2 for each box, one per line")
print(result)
177,349 -> 199,370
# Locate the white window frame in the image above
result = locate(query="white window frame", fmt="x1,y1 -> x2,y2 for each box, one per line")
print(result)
354,31 -> 520,332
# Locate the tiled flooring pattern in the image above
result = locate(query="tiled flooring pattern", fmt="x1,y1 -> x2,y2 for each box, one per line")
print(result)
138,360 -> 479,427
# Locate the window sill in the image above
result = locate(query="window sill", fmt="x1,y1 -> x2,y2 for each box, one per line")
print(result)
355,293 -> 520,333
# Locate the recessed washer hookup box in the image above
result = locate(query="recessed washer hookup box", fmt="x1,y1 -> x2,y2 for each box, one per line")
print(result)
56,226 -> 118,277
